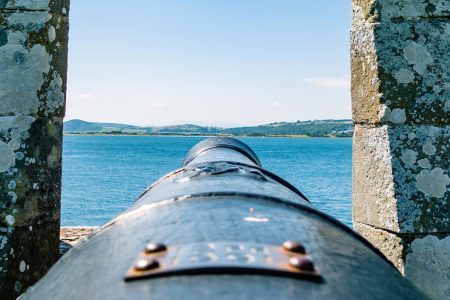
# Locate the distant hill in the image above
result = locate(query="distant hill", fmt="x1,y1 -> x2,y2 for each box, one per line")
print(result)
63,119 -> 354,137
223,120 -> 353,137
151,124 -> 222,134
64,120 -> 103,133
92,122 -> 142,130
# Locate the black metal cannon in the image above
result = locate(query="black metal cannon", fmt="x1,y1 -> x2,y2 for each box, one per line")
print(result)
23,138 -> 425,299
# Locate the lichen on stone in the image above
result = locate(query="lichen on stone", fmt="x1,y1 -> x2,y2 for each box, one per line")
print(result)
351,2 -> 450,125
353,124 -> 450,233
405,235 -> 450,300
416,168 -> 450,198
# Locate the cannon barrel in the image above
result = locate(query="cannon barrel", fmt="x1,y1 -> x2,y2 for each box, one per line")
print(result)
23,138 -> 424,299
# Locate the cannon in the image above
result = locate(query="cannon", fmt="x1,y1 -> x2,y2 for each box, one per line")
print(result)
23,138 -> 425,299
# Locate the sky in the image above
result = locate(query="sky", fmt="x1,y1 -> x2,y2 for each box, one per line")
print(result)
66,0 -> 351,127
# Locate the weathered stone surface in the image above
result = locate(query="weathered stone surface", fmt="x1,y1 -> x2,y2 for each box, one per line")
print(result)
354,222 -> 450,300
354,222 -> 405,272
0,1 -> 68,298
404,235 -> 450,300
353,125 -> 450,234
0,0 -> 69,15
352,5 -> 450,125
0,117 -> 63,217
0,10 -> 68,117
0,117 -> 62,297
0,219 -> 59,297
354,0 -> 450,21
352,0 -> 449,297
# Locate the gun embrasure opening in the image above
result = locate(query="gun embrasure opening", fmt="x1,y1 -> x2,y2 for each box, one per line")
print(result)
182,137 -> 262,167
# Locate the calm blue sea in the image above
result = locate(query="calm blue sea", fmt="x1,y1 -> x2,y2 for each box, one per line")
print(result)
62,136 -> 352,227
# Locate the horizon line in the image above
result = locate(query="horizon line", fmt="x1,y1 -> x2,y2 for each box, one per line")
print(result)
64,118 -> 354,128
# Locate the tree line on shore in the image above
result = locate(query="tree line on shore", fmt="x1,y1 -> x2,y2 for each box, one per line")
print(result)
64,119 -> 354,137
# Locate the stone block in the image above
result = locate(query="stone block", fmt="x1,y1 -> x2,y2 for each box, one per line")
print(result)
0,219 -> 60,297
0,0 -> 69,15
354,222 -> 450,300
0,116 -> 62,296
0,116 -> 62,225
404,234 -> 450,300
351,5 -> 450,125
0,10 -> 68,117
353,124 -> 450,234
354,222 -> 405,272
354,0 -> 450,21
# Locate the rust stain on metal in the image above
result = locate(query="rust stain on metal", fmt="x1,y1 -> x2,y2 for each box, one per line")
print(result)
134,258 -> 160,271
144,243 -> 167,254
288,256 -> 315,271
282,240 -> 306,254
125,242 -> 322,282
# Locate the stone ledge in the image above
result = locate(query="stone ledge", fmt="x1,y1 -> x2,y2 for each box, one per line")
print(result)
59,227 -> 97,256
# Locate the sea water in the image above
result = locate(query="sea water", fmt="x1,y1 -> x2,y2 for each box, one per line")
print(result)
62,136 -> 352,227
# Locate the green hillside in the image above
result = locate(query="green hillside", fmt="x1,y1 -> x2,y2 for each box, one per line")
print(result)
223,120 -> 353,137
63,119 -> 354,137
64,120 -> 103,133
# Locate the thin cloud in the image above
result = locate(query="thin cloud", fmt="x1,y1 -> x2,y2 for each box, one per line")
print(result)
74,93 -> 96,100
148,102 -> 167,113
149,102 -> 166,108
272,101 -> 283,108
302,76 -> 350,89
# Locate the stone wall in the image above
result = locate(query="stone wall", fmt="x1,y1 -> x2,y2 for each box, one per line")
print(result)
0,1 -> 69,299
351,1 -> 449,299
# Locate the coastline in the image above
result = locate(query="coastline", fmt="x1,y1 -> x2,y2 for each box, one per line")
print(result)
64,119 -> 355,138
63,133 -> 352,138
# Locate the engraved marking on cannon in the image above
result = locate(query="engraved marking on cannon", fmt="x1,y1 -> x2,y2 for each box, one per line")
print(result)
125,241 -> 322,282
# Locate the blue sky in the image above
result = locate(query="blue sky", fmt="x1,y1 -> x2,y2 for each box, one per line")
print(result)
66,0 -> 351,126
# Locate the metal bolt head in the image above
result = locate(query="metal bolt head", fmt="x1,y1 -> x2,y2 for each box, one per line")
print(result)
144,243 -> 167,254
289,256 -> 315,271
134,258 -> 159,271
282,240 -> 306,254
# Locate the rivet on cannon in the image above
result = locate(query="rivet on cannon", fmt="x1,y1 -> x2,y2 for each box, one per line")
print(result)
134,258 -> 160,271
144,243 -> 167,254
282,240 -> 306,254
289,256 -> 315,272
